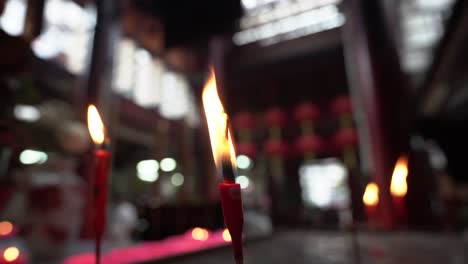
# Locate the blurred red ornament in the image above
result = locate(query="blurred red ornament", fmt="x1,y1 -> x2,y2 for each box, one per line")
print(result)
236,143 -> 258,159
233,112 -> 256,130
293,102 -> 320,122
330,96 -> 353,115
263,108 -> 287,128
264,139 -> 289,157
332,128 -> 358,150
294,135 -> 324,155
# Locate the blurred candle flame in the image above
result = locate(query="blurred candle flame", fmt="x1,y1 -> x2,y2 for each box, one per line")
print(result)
202,68 -> 237,171
191,227 -> 209,241
222,228 -> 231,242
390,155 -> 408,197
3,247 -> 19,262
87,104 -> 106,145
363,182 -> 379,206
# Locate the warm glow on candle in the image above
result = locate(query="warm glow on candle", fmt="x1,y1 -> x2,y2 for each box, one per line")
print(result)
222,228 -> 232,242
202,68 -> 236,171
390,155 -> 408,197
3,247 -> 19,262
0,221 -> 13,236
87,105 -> 106,145
363,182 -> 379,206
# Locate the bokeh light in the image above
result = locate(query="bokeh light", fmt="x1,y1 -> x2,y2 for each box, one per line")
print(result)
0,221 -> 13,236
19,149 -> 48,165
171,173 -> 184,186
235,175 -> 250,189
236,155 -> 253,170
191,227 -> 209,241
160,158 -> 177,172
136,160 -> 159,182
3,247 -> 19,262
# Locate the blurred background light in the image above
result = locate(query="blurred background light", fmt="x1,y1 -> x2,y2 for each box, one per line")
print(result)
32,0 -> 96,73
136,160 -> 159,182
0,0 -> 26,36
160,158 -> 177,172
171,173 -> 184,187
299,159 -> 348,208
236,155 -> 253,170
235,175 -> 250,189
14,105 -> 41,122
234,3 -> 344,46
134,51 -> 162,108
19,149 -> 48,165
415,0 -> 454,9
137,171 -> 159,182
159,72 -> 191,120
112,38 -> 136,95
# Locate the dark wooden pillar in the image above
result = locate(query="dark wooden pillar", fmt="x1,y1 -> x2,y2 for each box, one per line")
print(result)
342,0 -> 412,229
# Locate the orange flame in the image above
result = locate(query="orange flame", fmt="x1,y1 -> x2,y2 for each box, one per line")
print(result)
87,105 -> 106,145
202,68 -> 236,170
363,182 -> 379,206
390,155 -> 408,197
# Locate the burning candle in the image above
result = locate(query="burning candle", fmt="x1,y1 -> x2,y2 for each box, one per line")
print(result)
390,155 -> 408,225
87,105 -> 111,264
363,182 -> 379,228
202,68 -> 244,264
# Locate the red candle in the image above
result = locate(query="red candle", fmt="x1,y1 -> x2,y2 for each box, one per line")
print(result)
202,69 -> 244,264
219,182 -> 244,262
87,105 -> 111,264
93,149 -> 110,261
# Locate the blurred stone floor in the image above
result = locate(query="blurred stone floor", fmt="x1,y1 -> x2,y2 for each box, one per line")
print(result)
157,231 -> 468,264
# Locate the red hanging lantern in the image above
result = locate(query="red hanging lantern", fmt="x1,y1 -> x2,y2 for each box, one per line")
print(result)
294,135 -> 324,156
233,112 -> 256,130
332,128 -> 358,150
293,102 -> 320,122
330,96 -> 353,116
264,139 -> 289,157
263,108 -> 287,128
236,142 -> 258,159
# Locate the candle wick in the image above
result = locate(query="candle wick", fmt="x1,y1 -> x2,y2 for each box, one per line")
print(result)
225,117 -> 230,140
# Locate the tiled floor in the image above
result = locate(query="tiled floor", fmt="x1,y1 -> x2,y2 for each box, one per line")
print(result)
160,231 -> 468,264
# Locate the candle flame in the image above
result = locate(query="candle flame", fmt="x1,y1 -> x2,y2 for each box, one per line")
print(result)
363,182 -> 379,206
202,68 -> 236,171
87,104 -> 106,145
222,228 -> 232,242
390,155 -> 408,197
